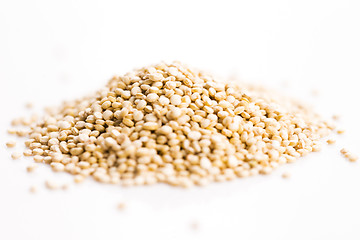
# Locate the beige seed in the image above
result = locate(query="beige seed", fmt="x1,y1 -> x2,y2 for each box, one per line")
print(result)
103,110 -> 113,120
200,157 -> 212,169
7,128 -> 17,135
158,126 -> 173,135
347,153 -> 358,162
102,100 -> 112,109
168,107 -> 182,119
74,174 -> 85,183
32,148 -> 44,156
188,131 -> 201,141
29,186 -> 38,193
227,156 -> 238,168
26,164 -> 37,173
260,167 -> 272,175
6,141 -> 16,148
165,81 -> 177,89
137,100 -> 147,110
62,184 -> 70,190
105,137 -> 117,147
170,94 -> 182,106
133,111 -> 144,121
23,149 -> 33,157
190,221 -> 199,231
168,67 -> 179,76
78,161 -> 90,169
282,172 -> 291,179
159,96 -> 170,106
59,121 -> 71,130
143,122 -> 159,130
45,180 -> 60,190
70,147 -> 83,156
11,152 -> 22,160
149,73 -> 163,81
33,155 -> 44,163
117,202 -> 126,211
332,115 -> 340,121
121,90 -> 131,99
51,162 -> 65,172
336,129 -> 345,135
146,93 -> 159,103
340,148 -> 348,155
122,118 -> 134,127
25,102 -> 34,109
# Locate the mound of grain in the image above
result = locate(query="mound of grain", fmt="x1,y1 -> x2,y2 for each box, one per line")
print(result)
9,62 -> 334,187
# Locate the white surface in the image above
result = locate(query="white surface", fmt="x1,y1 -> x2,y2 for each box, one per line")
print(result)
1,1 -> 360,239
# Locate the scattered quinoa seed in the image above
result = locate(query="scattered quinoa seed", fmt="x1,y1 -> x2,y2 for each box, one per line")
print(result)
282,172 -> 291,179
45,180 -> 61,190
336,129 -> 345,135
7,128 -> 17,135
340,148 -> 348,155
326,139 -> 336,145
11,152 -> 22,160
348,154 -> 358,162
332,115 -> 340,121
26,164 -> 37,173
29,186 -> 38,193
25,102 -> 34,109
117,202 -> 126,211
190,221 -> 199,231
74,175 -> 85,183
6,141 -> 16,148
311,89 -> 319,97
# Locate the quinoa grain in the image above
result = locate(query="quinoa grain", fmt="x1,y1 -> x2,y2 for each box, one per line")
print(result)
26,164 -> 37,173
29,186 -> 38,193
282,172 -> 291,179
6,141 -> 16,148
117,202 -> 126,211
11,152 -> 22,160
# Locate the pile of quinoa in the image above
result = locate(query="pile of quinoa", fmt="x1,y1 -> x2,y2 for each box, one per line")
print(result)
8,62 -> 339,187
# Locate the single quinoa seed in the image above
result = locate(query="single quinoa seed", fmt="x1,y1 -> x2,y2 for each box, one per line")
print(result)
11,152 -> 22,160
6,141 -> 16,148
25,102 -> 34,109
45,180 -> 61,190
74,175 -> 85,183
190,221 -> 199,231
282,172 -> 291,179
7,62 -> 337,187
29,186 -> 38,193
340,148 -> 348,155
26,164 -> 37,173
332,115 -> 340,121
23,149 -> 33,157
7,128 -> 17,135
117,202 -> 126,211
336,129 -> 345,135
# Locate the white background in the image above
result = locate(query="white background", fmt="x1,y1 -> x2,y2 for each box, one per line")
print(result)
1,0 -> 360,239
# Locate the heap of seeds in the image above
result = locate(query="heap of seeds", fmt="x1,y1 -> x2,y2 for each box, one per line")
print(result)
9,62 -> 336,187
